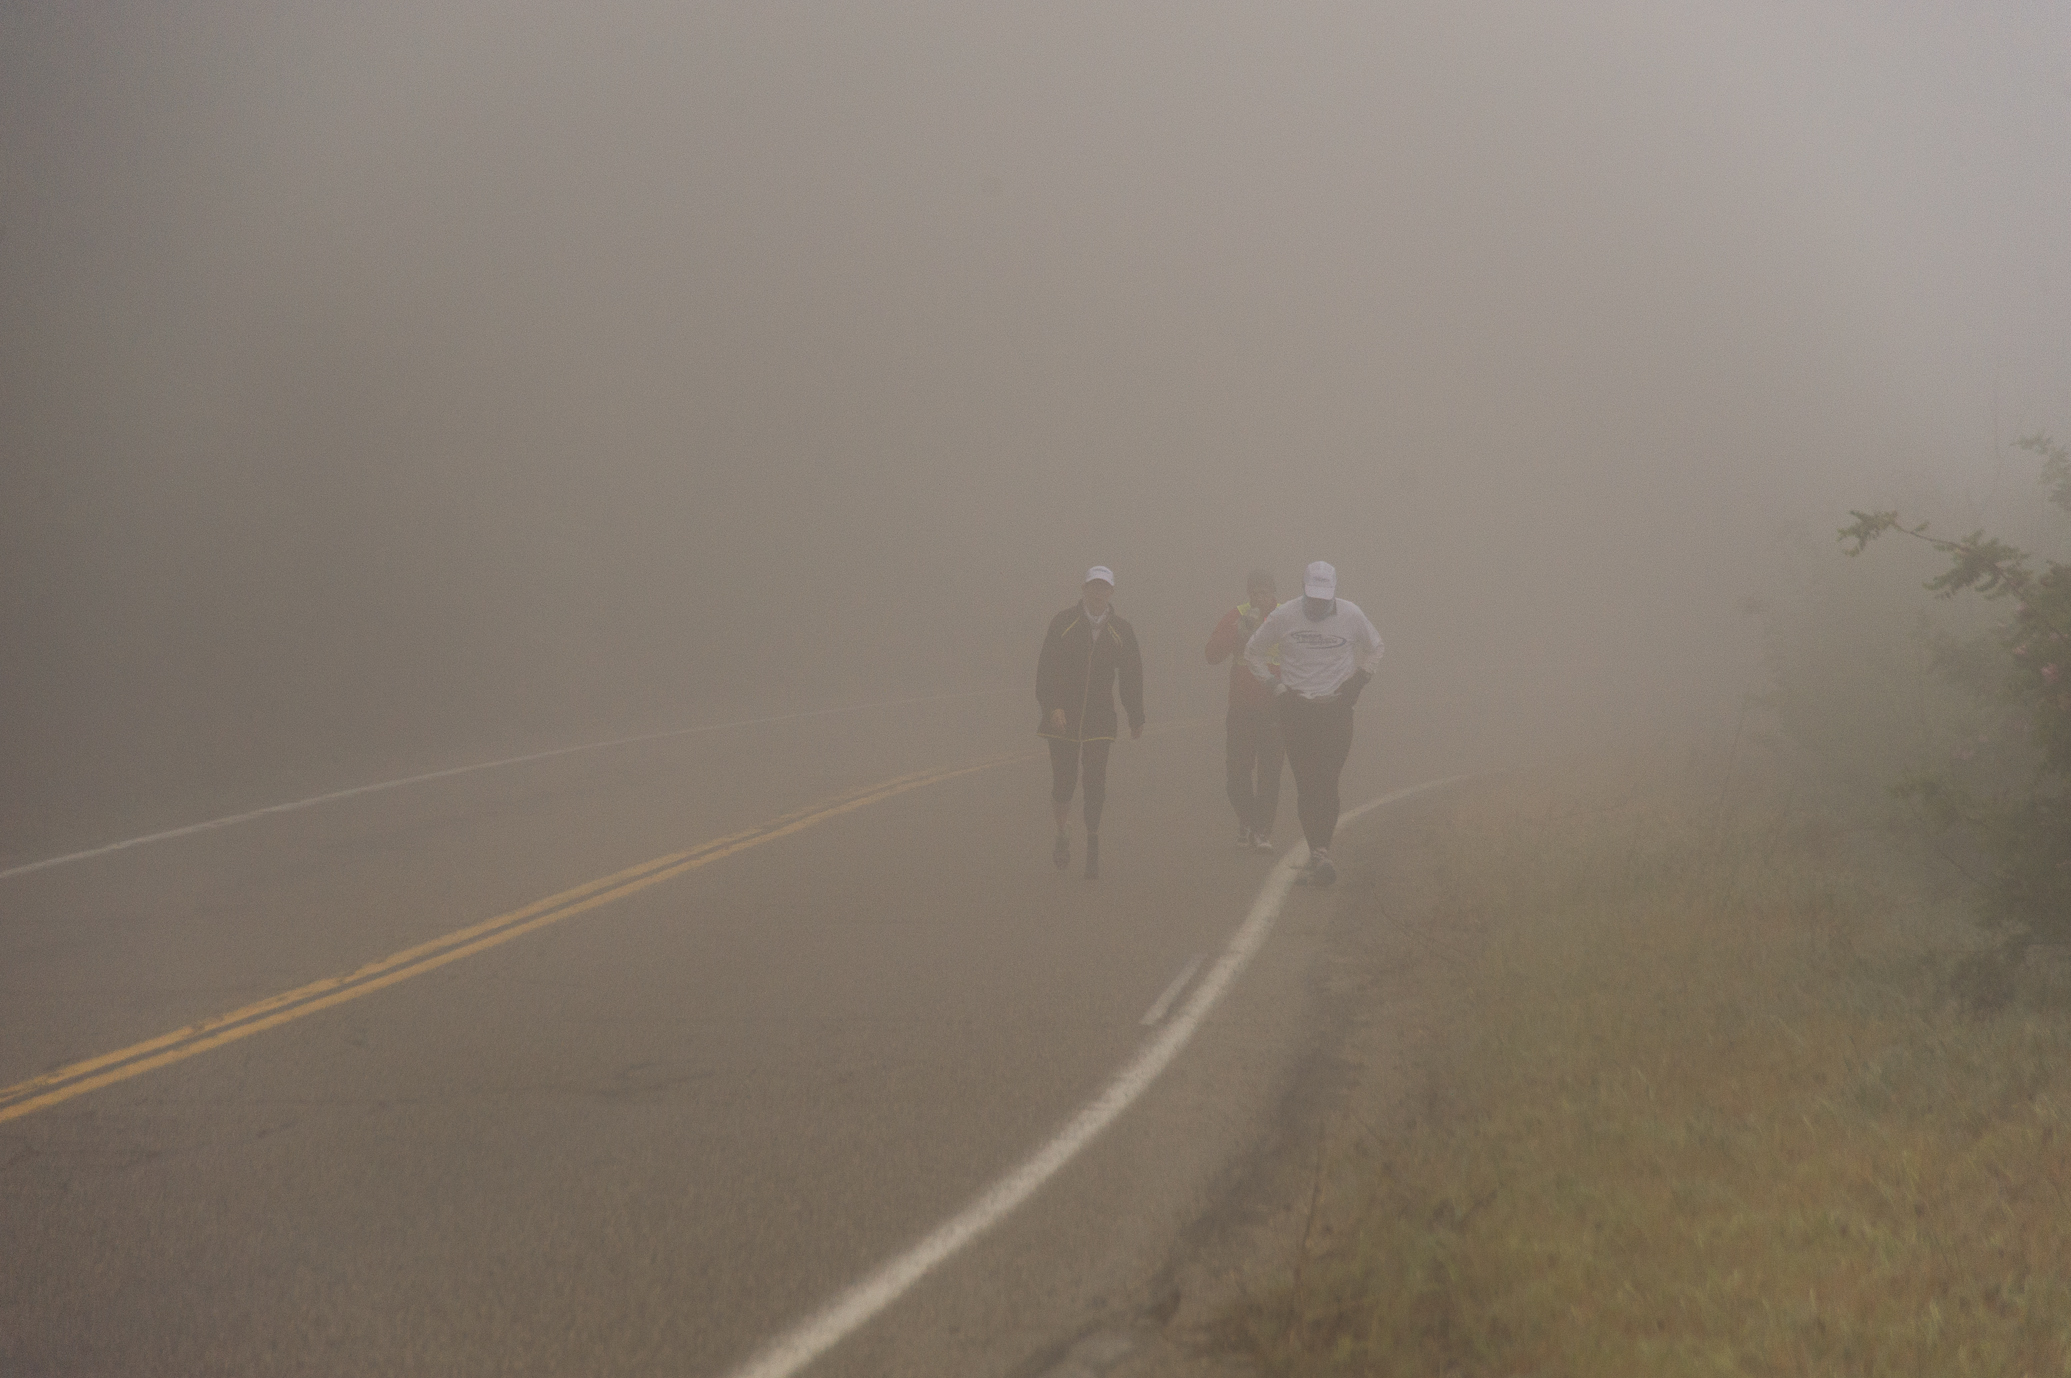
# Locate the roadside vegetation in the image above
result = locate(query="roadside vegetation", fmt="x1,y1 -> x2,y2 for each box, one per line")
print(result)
1841,434 -> 2071,984
1224,434 -> 2071,1374
1226,758 -> 2071,1374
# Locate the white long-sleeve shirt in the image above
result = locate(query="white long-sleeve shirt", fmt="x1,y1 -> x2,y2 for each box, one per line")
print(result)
1244,598 -> 1383,699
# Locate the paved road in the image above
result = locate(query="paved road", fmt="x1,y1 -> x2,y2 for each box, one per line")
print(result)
1,692 -> 1419,1376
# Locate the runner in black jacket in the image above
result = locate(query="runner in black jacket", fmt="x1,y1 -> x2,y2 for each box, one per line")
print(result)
1036,566 -> 1145,879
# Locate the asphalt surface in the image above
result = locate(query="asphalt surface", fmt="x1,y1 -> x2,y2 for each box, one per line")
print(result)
1,692 -> 1420,1376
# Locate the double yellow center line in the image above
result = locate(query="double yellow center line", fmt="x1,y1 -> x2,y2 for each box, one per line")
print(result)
0,751 -> 1028,1125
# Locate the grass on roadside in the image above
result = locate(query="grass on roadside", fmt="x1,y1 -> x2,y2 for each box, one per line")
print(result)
1228,758 -> 2071,1376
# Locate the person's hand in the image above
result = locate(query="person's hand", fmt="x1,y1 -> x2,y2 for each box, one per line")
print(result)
1049,707 -> 1067,732
1130,722 -> 1143,739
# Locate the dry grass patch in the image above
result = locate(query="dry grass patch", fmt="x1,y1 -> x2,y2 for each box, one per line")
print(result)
1229,760 -> 2071,1376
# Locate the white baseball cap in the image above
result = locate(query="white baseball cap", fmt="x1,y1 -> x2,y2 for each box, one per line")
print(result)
1303,561 -> 1337,598
1084,565 -> 1115,587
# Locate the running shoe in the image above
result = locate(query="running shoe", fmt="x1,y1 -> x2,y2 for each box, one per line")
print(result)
1251,831 -> 1276,853
1052,831 -> 1070,871
1300,849 -> 1337,887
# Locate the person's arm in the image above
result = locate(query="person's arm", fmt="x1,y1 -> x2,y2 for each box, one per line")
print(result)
1336,610 -> 1384,705
1036,617 -> 1066,724
1355,608 -> 1384,674
1204,607 -> 1242,664
1120,621 -> 1146,737
1244,609 -> 1285,690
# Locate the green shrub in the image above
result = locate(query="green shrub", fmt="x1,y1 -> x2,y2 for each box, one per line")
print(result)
1844,434 -> 2071,953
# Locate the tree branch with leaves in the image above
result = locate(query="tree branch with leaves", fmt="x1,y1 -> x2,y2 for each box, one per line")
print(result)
1839,432 -> 2071,958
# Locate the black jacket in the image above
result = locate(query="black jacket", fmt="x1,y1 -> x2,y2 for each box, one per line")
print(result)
1036,604 -> 1145,742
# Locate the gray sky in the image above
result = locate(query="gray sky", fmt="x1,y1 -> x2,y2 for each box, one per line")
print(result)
3,2 -> 2067,844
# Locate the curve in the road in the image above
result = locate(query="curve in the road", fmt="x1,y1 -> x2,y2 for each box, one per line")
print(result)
723,774 -> 1468,1378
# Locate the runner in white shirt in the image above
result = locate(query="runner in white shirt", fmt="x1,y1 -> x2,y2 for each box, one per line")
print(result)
1242,561 -> 1383,886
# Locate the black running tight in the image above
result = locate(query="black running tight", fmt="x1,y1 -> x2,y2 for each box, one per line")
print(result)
1275,694 -> 1355,853
1048,737 -> 1113,832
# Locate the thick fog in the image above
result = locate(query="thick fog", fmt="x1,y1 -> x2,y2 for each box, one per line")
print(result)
4,2 -> 2067,852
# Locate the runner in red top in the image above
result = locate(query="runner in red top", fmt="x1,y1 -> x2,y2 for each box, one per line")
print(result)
1204,569 -> 1284,851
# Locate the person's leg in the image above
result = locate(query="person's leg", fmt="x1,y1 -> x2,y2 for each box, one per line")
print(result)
1049,738 -> 1080,867
1080,738 -> 1112,834
1225,706 -> 1259,839
1081,739 -> 1112,879
1277,697 -> 1328,853
1307,700 -> 1356,851
1253,706 -> 1285,838
1279,696 -> 1352,885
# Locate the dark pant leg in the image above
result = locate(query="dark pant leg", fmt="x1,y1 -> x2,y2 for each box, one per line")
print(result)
1049,737 -> 1081,805
1253,707 -> 1285,834
1308,701 -> 1352,847
1279,698 -> 1332,852
1227,705 -> 1286,834
1225,707 -> 1259,827
1278,696 -> 1355,852
1080,738 -> 1112,833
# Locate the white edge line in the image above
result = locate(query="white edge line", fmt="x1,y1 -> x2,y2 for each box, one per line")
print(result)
1139,953 -> 1204,1027
723,772 -> 1467,1378
0,688 -> 1016,883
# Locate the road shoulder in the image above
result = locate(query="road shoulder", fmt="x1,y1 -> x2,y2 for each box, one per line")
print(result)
1036,787 -> 1480,1378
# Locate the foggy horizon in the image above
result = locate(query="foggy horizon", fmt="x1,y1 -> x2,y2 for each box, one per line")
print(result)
5,1 -> 2067,856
